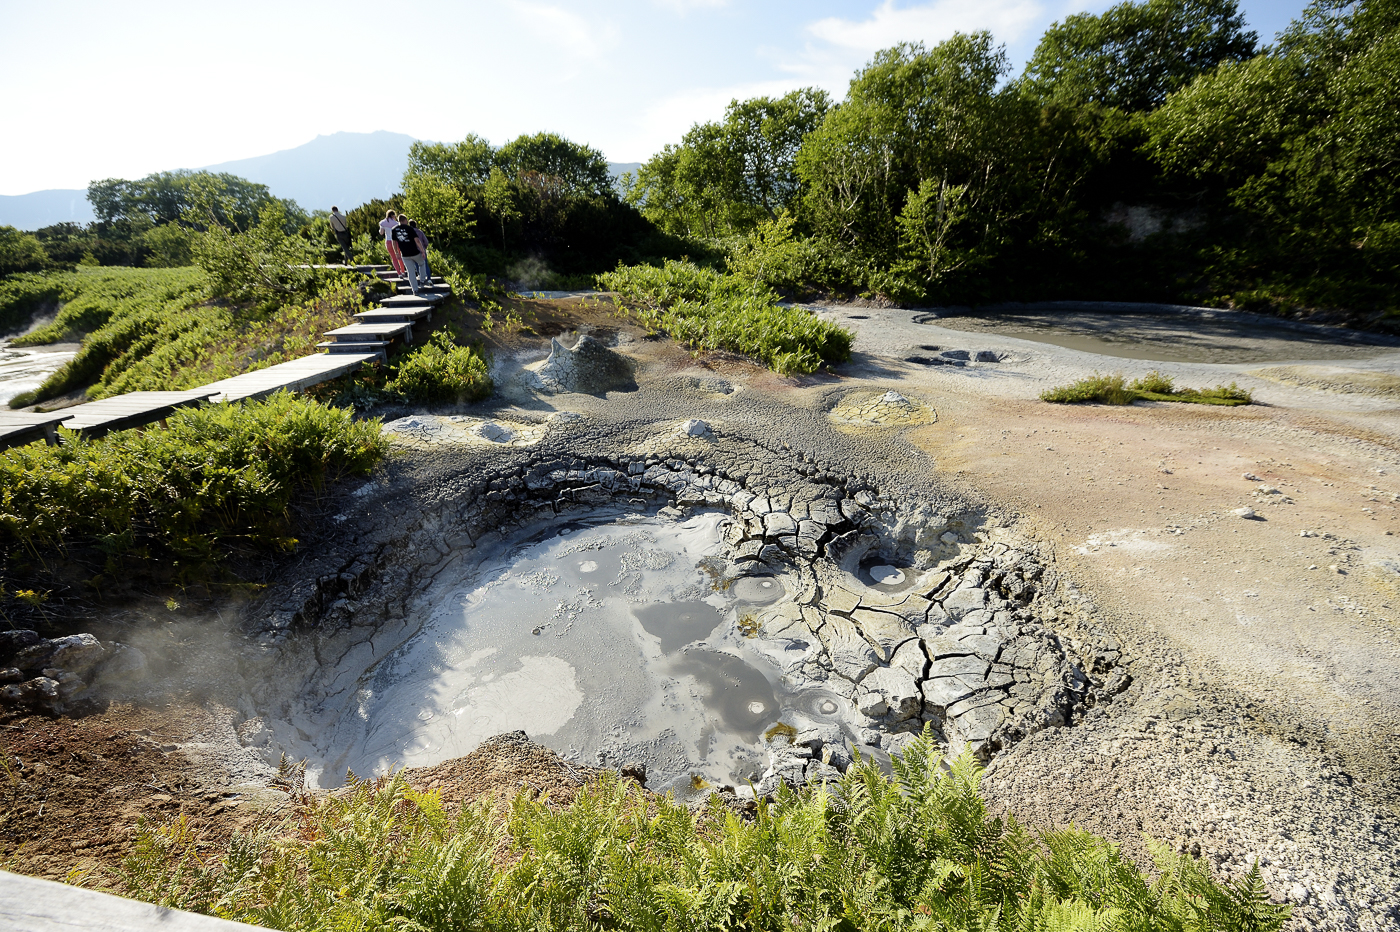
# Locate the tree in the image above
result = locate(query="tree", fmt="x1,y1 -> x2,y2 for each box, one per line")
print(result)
87,170 -> 299,232
626,88 -> 831,238
1023,0 -> 1257,111
0,226 -> 48,276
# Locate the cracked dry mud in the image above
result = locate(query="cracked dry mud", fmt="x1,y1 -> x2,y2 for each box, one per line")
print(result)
6,297 -> 1400,929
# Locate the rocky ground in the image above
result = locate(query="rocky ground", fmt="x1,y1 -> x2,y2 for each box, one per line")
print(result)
4,296 -> 1400,928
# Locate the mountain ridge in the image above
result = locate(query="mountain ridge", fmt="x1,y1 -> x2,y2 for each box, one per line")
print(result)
1,133 -> 639,230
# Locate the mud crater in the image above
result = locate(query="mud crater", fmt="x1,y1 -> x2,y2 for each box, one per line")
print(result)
235,432 -> 1129,797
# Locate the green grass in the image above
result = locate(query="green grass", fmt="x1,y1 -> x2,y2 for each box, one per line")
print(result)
4,267 -> 372,407
113,732 -> 1287,932
1042,371 -> 1253,406
0,393 -> 384,570
597,260 -> 853,376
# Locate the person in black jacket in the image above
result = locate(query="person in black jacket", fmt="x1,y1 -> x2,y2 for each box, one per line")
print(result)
391,218 -> 428,295
329,206 -> 353,265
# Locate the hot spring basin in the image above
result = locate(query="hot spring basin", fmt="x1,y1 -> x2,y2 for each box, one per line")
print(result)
292,511 -> 839,795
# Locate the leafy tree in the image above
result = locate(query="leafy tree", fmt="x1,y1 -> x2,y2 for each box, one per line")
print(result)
494,132 -> 613,198
1023,0 -> 1257,111
627,88 -> 830,237
87,170 -> 302,232
402,174 -> 476,252
1148,0 -> 1400,308
0,226 -> 48,277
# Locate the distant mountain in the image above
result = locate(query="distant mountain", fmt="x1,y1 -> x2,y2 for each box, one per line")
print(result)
1,137 -> 645,231
201,131 -> 419,213
0,189 -> 95,230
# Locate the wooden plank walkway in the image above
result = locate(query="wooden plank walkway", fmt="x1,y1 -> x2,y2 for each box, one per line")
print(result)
1,272 -> 454,449
60,390 -> 222,437
380,293 -> 445,308
354,307 -> 433,324
200,352 -> 383,402
0,411 -> 75,450
2,867 -> 262,932
324,321 -> 415,343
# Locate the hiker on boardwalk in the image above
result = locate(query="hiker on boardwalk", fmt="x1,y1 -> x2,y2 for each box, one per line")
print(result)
392,217 -> 429,295
408,219 -> 432,280
329,206 -> 353,265
379,210 -> 407,276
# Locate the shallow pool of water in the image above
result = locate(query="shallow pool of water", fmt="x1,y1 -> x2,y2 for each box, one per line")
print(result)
0,342 -> 78,406
920,309 -> 1399,364
296,511 -> 847,794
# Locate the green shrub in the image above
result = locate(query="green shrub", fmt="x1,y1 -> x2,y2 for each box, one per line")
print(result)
1129,370 -> 1175,395
598,259 -> 853,375
1043,372 -> 1253,406
386,330 -> 493,403
0,393 -> 383,567
116,730 -> 1288,932
1042,372 -> 1135,404
0,226 -> 49,277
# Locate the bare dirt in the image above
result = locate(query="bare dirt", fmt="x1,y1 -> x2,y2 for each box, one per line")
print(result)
7,296 -> 1400,927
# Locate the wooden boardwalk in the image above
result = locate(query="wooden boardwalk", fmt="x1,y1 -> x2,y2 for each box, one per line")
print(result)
200,351 -> 384,402
0,411 -> 76,450
3,267 -> 452,448
60,390 -> 221,437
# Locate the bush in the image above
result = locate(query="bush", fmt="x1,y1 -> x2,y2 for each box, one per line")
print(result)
386,330 -> 493,403
598,259 -> 853,375
116,730 -> 1289,932
0,226 -> 49,277
0,393 -> 384,567
1043,371 -> 1253,405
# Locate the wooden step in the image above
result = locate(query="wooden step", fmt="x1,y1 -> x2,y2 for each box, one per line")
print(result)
354,307 -> 432,324
317,341 -> 391,355
323,321 -> 414,343
381,293 -> 445,308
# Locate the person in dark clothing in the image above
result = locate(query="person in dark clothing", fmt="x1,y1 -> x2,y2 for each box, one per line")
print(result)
408,219 -> 431,280
329,206 -> 353,265
391,218 -> 428,294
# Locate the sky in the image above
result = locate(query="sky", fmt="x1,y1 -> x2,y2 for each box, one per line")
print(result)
0,0 -> 1308,196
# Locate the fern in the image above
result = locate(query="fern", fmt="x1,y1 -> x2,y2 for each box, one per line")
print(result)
114,728 -> 1291,932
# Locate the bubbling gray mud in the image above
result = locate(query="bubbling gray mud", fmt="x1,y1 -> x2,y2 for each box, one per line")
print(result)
284,512 -> 850,796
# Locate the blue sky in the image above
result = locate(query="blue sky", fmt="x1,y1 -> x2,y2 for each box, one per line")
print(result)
0,0 -> 1307,195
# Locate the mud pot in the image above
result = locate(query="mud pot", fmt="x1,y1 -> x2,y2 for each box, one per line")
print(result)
7,296 -> 1400,929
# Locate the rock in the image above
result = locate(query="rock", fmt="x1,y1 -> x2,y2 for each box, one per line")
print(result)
620,761 -> 648,786
677,419 -> 715,440
1233,507 -> 1256,518
0,667 -> 23,684
974,350 -> 1000,363
0,630 -> 41,666
237,717 -> 272,748
1243,472 -> 1261,480
858,665 -> 923,722
12,634 -> 106,675
804,759 -> 843,783
529,335 -> 635,394
0,676 -> 63,713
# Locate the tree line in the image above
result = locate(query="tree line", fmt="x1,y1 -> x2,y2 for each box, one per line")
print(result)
626,0 -> 1399,318
3,0 -> 1395,319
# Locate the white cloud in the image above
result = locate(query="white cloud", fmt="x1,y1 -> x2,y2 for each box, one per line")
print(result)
770,0 -> 1046,93
808,0 -> 1046,52
508,2 -> 620,60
